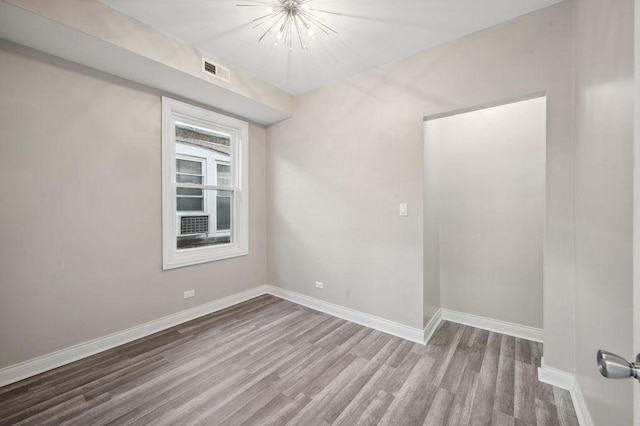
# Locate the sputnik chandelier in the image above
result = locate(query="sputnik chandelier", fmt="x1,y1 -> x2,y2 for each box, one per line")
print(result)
237,0 -> 337,51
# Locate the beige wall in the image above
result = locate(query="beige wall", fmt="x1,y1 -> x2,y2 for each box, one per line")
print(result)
426,97 -> 546,328
3,0 -> 293,117
267,1 -> 575,361
0,41 -> 268,368
573,0 -> 634,424
423,110 -> 441,327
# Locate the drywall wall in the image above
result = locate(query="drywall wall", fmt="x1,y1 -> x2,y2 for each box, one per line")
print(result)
1,0 -> 292,118
423,109 -> 441,328
268,0 -> 575,364
572,0 -> 634,424
0,40 -> 268,367
426,97 -> 546,328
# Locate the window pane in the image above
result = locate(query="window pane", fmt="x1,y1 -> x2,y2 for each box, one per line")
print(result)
217,193 -> 232,231
177,189 -> 233,250
176,174 -> 203,184
177,197 -> 203,211
176,124 -> 231,187
176,125 -> 230,147
176,159 -> 202,174
177,187 -> 203,196
217,163 -> 231,186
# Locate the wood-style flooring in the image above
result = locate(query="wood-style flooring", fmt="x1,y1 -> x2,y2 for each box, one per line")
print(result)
0,295 -> 579,425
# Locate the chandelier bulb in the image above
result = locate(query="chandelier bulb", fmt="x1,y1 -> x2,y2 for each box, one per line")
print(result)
243,0 -> 337,51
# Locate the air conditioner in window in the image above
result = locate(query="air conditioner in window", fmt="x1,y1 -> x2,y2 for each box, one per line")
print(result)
180,215 -> 209,235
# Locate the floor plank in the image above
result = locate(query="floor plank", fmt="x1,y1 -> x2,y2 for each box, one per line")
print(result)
0,296 -> 579,426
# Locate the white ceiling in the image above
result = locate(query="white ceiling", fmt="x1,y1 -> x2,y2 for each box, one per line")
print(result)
100,0 -> 562,95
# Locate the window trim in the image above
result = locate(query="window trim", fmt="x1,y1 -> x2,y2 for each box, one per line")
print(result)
162,97 -> 249,270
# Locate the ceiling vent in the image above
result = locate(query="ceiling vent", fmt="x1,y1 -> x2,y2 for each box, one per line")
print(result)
202,58 -> 230,83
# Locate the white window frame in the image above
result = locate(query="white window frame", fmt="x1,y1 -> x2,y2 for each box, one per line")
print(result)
162,97 -> 249,270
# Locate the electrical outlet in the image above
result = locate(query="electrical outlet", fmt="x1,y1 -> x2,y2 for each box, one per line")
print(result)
315,281 -> 324,289
183,289 -> 195,299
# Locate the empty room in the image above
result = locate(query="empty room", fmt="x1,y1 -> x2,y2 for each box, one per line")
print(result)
0,0 -> 637,425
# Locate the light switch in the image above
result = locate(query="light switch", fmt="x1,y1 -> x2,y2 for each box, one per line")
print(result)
399,203 -> 408,216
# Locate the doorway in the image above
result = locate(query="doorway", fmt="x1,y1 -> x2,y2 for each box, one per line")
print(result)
423,95 -> 547,330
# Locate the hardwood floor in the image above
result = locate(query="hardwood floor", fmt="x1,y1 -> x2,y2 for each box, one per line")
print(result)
0,295 -> 578,425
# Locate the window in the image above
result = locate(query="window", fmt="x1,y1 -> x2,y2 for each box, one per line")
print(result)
176,157 -> 205,212
162,97 -> 248,269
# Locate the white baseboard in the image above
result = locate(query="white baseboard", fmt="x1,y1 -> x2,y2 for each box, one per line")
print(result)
0,284 -> 554,394
0,284 -> 428,388
538,356 -> 575,390
0,285 -> 269,388
264,285 -> 425,344
440,308 -> 543,342
0,283 -> 591,426
423,309 -> 443,344
538,357 -> 593,426
569,380 -> 594,426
